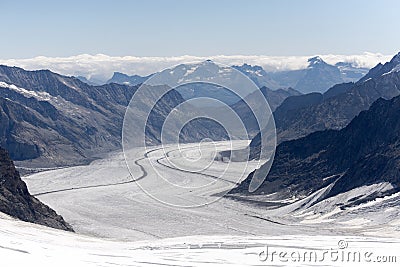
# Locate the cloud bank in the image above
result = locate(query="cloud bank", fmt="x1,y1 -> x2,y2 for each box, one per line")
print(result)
0,53 -> 392,83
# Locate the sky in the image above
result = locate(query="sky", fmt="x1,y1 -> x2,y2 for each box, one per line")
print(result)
1,0 -> 400,59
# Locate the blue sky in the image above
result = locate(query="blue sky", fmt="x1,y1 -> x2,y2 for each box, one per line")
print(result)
1,0 -> 399,58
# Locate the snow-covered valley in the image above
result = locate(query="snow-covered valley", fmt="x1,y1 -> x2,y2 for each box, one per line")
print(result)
22,141 -> 292,240
1,141 -> 400,266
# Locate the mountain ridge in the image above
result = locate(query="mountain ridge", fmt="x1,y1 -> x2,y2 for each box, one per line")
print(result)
231,92 -> 400,211
106,59 -> 369,95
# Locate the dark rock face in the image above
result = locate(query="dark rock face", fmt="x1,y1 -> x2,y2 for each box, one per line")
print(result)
258,87 -> 302,112
273,92 -> 324,119
273,83 -> 354,122
0,147 -> 73,231
0,98 -> 44,161
322,82 -> 355,100
232,94 -> 400,207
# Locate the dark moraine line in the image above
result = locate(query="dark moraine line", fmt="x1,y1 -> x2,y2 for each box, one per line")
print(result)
155,146 -> 240,185
34,144 -> 241,197
33,147 -> 162,197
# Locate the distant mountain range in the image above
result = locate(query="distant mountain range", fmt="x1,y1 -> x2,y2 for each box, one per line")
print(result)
107,60 -> 302,112
146,60 -> 263,106
0,147 -> 72,231
106,57 -> 369,94
108,60 -> 258,106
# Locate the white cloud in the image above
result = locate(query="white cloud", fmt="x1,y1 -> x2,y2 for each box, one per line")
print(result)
0,53 -> 392,83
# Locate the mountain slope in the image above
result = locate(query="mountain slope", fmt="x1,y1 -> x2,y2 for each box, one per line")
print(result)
271,81 -> 355,119
0,65 -> 228,167
0,147 -> 72,231
0,66 -> 135,166
228,87 -> 301,137
231,93 -> 400,210
276,69 -> 400,142
247,82 -> 354,158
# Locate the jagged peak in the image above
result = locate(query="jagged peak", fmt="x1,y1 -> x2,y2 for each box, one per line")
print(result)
233,63 -> 265,73
307,56 -> 327,67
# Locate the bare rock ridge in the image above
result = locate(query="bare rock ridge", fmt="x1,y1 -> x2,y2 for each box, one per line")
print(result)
0,147 -> 73,231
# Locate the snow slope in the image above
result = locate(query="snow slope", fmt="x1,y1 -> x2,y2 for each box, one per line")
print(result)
1,212 -> 399,267
2,140 -> 397,266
